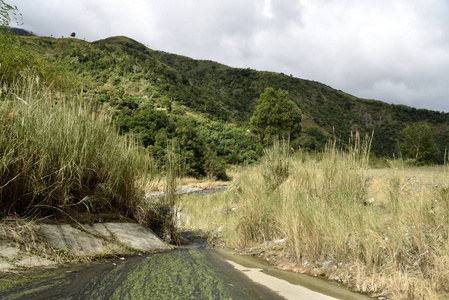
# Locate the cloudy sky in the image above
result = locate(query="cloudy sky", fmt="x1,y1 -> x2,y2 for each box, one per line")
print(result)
9,0 -> 449,112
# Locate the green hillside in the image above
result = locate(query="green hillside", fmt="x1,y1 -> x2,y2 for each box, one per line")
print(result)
12,35 -> 449,167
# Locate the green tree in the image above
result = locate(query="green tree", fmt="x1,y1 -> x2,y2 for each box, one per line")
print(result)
115,102 -> 171,147
401,123 -> 438,165
250,88 -> 302,145
174,117 -> 206,177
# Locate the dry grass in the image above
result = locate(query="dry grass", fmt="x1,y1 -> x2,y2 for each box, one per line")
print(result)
179,139 -> 449,299
146,176 -> 231,193
176,191 -> 236,238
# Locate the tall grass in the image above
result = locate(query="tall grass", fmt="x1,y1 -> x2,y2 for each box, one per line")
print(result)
181,135 -> 449,299
0,76 -> 153,220
231,138 -> 449,298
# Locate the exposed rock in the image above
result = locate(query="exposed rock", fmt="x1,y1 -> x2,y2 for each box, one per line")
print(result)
0,240 -> 56,268
0,240 -> 19,260
40,224 -> 66,250
103,223 -> 167,251
146,185 -> 229,200
59,224 -> 105,256
0,259 -> 14,270
177,186 -> 203,194
82,223 -> 115,240
14,252 -> 56,268
323,261 -> 333,268
364,198 -> 375,205
1,222 -> 169,271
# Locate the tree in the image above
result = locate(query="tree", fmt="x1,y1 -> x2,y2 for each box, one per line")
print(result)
250,87 -> 302,145
174,117 -> 206,178
70,32 -> 76,38
401,123 -> 438,165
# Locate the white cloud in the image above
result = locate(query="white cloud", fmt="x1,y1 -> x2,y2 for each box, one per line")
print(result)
9,0 -> 449,112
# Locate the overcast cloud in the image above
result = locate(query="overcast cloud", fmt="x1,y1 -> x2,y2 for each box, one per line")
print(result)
9,0 -> 449,112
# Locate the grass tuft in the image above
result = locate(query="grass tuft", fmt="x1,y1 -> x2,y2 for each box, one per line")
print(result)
180,134 -> 449,299
0,76 -> 154,222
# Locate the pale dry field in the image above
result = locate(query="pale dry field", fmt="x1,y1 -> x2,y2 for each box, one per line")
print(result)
366,166 -> 447,206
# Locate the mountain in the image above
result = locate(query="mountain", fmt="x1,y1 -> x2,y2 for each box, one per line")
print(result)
9,27 -> 34,36
15,35 -> 449,164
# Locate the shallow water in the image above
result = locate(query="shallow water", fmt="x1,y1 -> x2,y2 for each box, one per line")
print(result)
0,241 -> 371,300
0,247 -> 281,300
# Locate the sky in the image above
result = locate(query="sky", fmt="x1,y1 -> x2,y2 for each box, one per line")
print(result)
8,0 -> 449,112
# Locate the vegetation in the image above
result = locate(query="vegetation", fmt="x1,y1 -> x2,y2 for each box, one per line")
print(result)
179,139 -> 449,299
400,123 -> 438,165
1,4 -> 166,223
250,87 -> 302,146
10,34 -> 449,167
0,76 -> 157,224
2,4 -> 449,298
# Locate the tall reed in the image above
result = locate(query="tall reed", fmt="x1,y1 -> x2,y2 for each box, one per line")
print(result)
225,134 -> 449,298
0,76 -> 152,219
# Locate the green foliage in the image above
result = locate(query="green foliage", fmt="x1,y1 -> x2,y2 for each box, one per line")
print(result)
298,127 -> 329,151
0,77 -> 152,218
197,121 -> 260,165
113,103 -> 248,179
0,35 -> 76,91
203,148 -> 228,181
11,35 -> 449,166
0,5 -> 74,89
250,88 -> 302,145
400,123 -> 438,165
174,116 -> 206,177
115,100 -> 172,147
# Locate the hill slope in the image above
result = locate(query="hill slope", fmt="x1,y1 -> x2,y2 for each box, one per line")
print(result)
17,35 -> 449,163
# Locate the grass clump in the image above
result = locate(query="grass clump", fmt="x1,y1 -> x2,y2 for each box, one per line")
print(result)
232,138 -> 449,299
180,134 -> 449,299
0,76 -> 153,221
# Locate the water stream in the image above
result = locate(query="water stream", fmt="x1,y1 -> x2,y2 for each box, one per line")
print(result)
0,188 -> 372,299
0,237 -> 371,300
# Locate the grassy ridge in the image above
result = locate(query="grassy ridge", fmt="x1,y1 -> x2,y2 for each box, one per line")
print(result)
16,35 -> 449,164
0,76 -> 153,220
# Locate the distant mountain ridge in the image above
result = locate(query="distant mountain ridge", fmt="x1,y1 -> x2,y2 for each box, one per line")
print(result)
17,35 -> 449,163
9,27 -> 34,36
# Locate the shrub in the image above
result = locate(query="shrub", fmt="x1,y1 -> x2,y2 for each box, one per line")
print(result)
204,148 -> 228,181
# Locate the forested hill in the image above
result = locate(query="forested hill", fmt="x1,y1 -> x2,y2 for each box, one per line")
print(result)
17,35 -> 449,164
